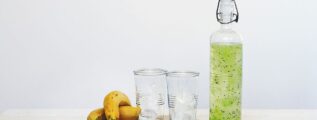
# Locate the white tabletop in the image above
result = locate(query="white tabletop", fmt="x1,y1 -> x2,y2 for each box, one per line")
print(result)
0,109 -> 317,120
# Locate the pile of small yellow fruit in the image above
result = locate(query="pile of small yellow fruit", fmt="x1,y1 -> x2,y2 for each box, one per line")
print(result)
87,91 -> 141,120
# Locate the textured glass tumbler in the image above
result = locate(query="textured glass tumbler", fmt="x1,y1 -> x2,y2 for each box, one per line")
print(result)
134,68 -> 167,120
167,71 -> 199,120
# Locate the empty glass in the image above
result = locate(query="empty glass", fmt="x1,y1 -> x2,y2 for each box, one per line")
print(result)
134,68 -> 167,120
167,71 -> 199,120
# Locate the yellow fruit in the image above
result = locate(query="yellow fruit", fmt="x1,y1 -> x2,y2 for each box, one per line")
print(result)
119,106 -> 141,120
104,91 -> 131,120
87,108 -> 106,120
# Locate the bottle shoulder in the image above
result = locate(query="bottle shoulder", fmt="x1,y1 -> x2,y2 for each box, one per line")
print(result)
210,28 -> 242,43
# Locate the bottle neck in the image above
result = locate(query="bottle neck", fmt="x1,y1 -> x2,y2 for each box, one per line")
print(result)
220,23 -> 233,30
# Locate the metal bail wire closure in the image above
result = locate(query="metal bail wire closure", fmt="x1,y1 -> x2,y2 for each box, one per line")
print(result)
216,0 -> 239,24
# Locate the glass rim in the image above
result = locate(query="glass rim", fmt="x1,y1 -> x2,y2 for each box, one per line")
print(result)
167,71 -> 199,77
133,68 -> 167,76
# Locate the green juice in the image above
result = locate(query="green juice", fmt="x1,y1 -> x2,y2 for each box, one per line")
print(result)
210,43 -> 242,120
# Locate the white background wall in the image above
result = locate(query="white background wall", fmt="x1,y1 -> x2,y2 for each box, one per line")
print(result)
0,0 -> 317,111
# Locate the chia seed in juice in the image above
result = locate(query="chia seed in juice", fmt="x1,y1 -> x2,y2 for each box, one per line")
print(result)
210,43 -> 242,120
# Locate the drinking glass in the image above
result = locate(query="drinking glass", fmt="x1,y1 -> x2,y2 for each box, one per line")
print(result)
167,71 -> 199,120
134,68 -> 167,120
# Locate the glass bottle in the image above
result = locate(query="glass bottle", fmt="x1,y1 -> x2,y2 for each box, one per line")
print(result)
210,0 -> 242,120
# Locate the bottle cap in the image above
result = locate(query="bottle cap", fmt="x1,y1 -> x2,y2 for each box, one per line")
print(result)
216,0 -> 239,24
